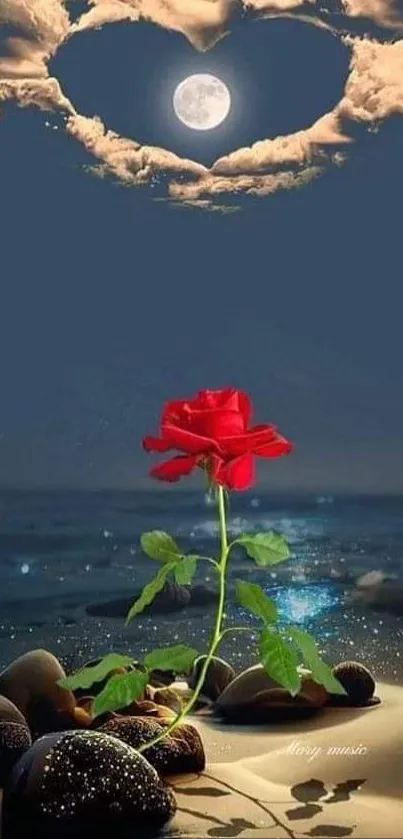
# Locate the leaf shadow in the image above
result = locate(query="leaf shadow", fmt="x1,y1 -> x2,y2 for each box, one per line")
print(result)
179,785 -> 231,798
291,779 -> 328,803
324,780 -> 366,804
286,804 -> 323,820
208,817 -> 258,838
304,826 -> 354,837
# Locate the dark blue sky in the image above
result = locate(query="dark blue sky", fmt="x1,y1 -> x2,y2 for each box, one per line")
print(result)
1,17 -> 403,492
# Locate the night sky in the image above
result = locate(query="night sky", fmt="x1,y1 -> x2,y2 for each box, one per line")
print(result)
1,6 -> 403,493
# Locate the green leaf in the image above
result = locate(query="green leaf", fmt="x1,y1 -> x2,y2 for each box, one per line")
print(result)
236,580 -> 278,624
174,555 -> 197,586
125,561 -> 176,624
288,628 -> 347,695
58,653 -> 133,692
235,531 -> 290,566
92,670 -> 149,718
259,627 -> 301,696
141,530 -> 181,562
144,644 -> 198,674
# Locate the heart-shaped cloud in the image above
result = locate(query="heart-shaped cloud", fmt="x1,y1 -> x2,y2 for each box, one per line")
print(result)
0,0 -> 402,209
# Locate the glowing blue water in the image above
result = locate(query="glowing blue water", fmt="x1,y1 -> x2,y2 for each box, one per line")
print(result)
269,584 -> 340,624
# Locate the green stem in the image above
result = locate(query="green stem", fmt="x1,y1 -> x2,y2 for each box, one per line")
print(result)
137,484 -> 230,754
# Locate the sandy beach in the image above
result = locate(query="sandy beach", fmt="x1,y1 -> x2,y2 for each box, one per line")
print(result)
0,682 -> 402,837
168,682 -> 403,838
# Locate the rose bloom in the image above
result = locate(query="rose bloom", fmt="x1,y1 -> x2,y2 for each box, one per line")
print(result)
143,388 -> 292,491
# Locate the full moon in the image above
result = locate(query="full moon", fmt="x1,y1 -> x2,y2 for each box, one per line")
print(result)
173,74 -> 231,131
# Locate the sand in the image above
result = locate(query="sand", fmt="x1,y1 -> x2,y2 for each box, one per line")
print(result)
1,683 -> 402,838
168,682 -> 403,838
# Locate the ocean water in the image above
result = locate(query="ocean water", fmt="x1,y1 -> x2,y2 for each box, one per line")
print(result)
0,489 -> 402,682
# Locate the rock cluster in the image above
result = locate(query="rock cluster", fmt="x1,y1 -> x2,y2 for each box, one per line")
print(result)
196,658 -> 379,723
0,648 -> 206,838
0,644 -> 379,836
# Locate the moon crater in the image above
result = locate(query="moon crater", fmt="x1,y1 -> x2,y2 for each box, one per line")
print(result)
173,74 -> 231,131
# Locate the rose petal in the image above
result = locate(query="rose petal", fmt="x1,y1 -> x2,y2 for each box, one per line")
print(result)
195,389 -> 252,429
161,399 -> 190,425
216,424 -> 279,457
142,435 -> 173,453
162,422 -> 219,455
160,390 -> 252,438
187,408 -> 245,438
255,435 -> 293,458
211,452 -> 255,491
150,454 -> 199,482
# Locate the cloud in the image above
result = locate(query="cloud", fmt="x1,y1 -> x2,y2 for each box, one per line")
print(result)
0,0 -> 70,78
0,0 -> 402,207
65,113 -> 208,183
70,0 -> 235,50
342,0 -> 403,32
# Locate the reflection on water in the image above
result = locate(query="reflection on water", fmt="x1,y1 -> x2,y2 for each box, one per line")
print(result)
270,584 -> 341,625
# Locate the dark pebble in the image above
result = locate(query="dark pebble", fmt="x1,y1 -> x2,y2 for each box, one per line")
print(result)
100,715 -> 205,776
188,655 -> 235,701
329,661 -> 378,707
2,729 -> 176,838
0,722 -> 32,785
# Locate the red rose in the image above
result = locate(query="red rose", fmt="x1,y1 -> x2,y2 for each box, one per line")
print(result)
143,388 -> 292,491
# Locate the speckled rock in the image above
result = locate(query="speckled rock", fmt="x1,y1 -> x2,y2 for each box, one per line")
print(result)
215,664 -> 328,722
329,661 -> 379,707
2,730 -> 176,838
100,715 -> 206,776
0,721 -> 32,786
188,655 -> 235,701
0,650 -> 76,737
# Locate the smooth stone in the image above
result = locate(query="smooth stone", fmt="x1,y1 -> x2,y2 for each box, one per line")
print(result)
0,650 -> 76,738
0,695 -> 28,728
2,730 -> 176,838
189,585 -> 218,607
329,661 -> 378,707
100,715 -> 206,776
355,570 -> 390,588
152,687 -> 183,714
188,655 -> 235,701
352,581 -> 403,616
70,706 -> 93,727
0,722 -> 32,786
215,664 -> 328,723
86,582 -> 190,618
